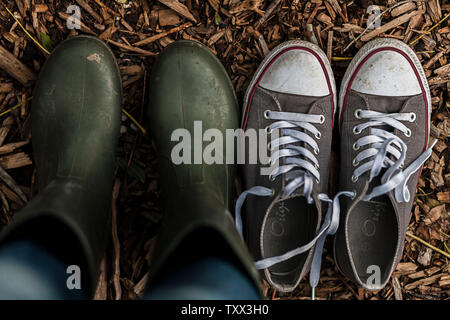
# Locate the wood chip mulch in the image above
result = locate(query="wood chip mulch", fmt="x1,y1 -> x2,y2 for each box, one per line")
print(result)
0,0 -> 448,300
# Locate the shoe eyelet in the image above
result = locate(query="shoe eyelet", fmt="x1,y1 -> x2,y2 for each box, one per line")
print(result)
352,158 -> 359,167
270,188 -> 275,196
353,126 -> 362,135
351,190 -> 357,199
352,142 -> 360,151
409,113 -> 416,122
400,162 -> 405,169
404,128 -> 411,137
351,175 -> 358,183
267,142 -> 272,151
265,126 -> 272,134
314,147 -> 320,155
319,115 -> 325,124
263,110 -> 270,119
315,132 -> 321,139
354,109 -> 362,119
269,174 -> 276,182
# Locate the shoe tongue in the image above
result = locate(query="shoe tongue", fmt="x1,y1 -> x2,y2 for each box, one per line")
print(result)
267,89 -> 320,113
364,93 -> 409,113
361,94 -> 411,149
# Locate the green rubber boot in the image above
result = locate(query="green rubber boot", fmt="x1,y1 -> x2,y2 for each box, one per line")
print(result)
0,36 -> 122,297
147,40 -> 262,295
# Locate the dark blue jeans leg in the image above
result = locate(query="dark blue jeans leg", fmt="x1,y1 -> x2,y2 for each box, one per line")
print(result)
144,255 -> 261,300
0,240 -> 86,300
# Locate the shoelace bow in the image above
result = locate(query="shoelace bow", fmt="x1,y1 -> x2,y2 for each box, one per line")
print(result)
235,109 -> 353,299
235,108 -> 435,298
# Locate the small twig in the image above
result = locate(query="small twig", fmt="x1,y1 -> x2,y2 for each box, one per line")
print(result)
139,68 -> 147,123
327,30 -> 333,62
255,0 -> 282,30
133,272 -> 150,297
409,12 -> 450,46
306,24 -> 318,45
133,22 -> 192,47
122,108 -> 147,136
439,230 -> 450,239
416,50 -> 435,54
252,29 -> 269,56
93,255 -> 108,300
360,10 -> 423,42
75,0 -> 103,23
107,39 -> 157,56
157,0 -> 197,22
443,242 -> 450,254
57,12 -> 96,35
0,164 -> 27,203
337,273 -> 361,300
0,43 -> 37,86
0,97 -> 33,118
344,0 -> 422,52
0,141 -> 29,155
406,232 -> 450,259
332,56 -> 353,61
2,4 -> 50,55
392,276 -> 403,300
106,11 -> 118,43
0,116 -> 14,147
93,0 -> 116,16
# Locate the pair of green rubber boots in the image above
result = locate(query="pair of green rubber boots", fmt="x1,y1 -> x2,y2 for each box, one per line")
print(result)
0,36 -> 261,297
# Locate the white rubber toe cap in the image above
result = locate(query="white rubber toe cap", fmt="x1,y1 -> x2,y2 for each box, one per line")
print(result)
259,49 -> 329,96
350,50 -> 422,96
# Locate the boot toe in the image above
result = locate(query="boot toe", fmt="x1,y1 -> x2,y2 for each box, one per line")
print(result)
32,35 -> 122,188
149,40 -> 238,144
44,35 -> 121,91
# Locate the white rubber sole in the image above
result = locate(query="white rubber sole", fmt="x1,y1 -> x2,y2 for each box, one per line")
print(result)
242,40 -> 337,127
338,38 -> 431,136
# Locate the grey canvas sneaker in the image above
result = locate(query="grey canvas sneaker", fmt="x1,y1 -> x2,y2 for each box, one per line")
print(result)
235,40 -> 349,294
334,38 -> 436,290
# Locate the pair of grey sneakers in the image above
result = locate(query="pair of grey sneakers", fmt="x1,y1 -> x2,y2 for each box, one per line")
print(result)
235,38 -> 435,295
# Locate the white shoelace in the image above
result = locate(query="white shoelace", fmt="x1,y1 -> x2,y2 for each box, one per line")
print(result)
235,110 -> 353,298
235,108 -> 435,298
351,109 -> 436,202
